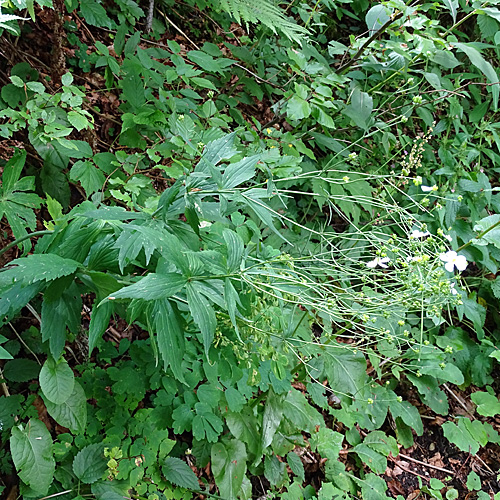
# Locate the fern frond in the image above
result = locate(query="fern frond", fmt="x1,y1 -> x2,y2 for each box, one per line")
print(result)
217,0 -> 310,44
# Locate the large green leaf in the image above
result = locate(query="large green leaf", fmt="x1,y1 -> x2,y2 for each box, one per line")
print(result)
0,254 -> 80,288
108,273 -> 187,301
39,357 -> 75,405
44,381 -> 87,434
88,301 -> 113,354
323,346 -> 368,397
455,42 -> 499,111
343,88 -> 373,129
73,443 -> 107,484
70,160 -> 105,196
186,282 -> 216,356
10,419 -> 55,495
162,457 -> 200,490
261,387 -> 285,449
283,388 -> 322,432
1,148 -> 26,193
211,440 -> 247,500
154,299 -> 186,383
223,229 -> 244,273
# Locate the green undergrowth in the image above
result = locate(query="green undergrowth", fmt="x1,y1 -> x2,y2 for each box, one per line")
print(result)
1,0 -> 500,498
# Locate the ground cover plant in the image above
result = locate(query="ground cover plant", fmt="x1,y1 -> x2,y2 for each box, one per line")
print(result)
1,0 -> 500,498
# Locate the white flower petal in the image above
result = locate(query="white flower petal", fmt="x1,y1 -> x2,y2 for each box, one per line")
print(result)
421,185 -> 433,192
366,259 -> 378,268
444,261 -> 455,273
455,255 -> 468,271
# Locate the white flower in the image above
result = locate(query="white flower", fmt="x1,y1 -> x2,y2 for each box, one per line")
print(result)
443,234 -> 452,242
439,251 -> 468,272
409,229 -> 430,239
199,221 -> 212,228
450,283 -> 458,295
366,257 -> 390,268
421,185 -> 438,192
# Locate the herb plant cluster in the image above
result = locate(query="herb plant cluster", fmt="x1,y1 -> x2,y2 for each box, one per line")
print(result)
1,0 -> 500,498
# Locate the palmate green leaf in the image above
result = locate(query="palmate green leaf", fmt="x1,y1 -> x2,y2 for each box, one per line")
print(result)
44,381 -> 87,434
310,427 -> 344,460
70,160 -> 105,196
192,403 -> 224,442
10,419 -> 55,495
455,42 -> 499,111
73,443 -> 107,483
442,418 -> 483,455
186,282 -> 216,357
162,457 -> 200,490
108,273 -> 187,301
211,440 -> 247,500
1,148 -> 26,194
154,299 -> 186,383
39,357 -> 75,405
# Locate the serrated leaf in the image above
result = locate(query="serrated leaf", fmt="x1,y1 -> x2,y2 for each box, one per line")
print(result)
88,301 -> 113,354
162,457 -> 200,490
310,427 -> 344,460
44,381 -> 87,434
287,452 -> 305,481
196,132 -> 237,172
211,440 -> 247,500
323,346 -> 368,397
262,387 -> 285,449
186,282 -> 216,357
121,73 -> 145,110
70,160 -> 105,196
1,148 -> 26,193
67,111 -> 89,131
154,299 -> 186,383
108,273 -> 186,301
10,419 -> 55,495
0,254 -> 80,288
264,454 -> 286,486
79,0 -> 112,28
39,357 -> 74,405
2,358 -> 40,382
353,444 -> 387,474
283,388 -> 322,432
73,443 -> 107,483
